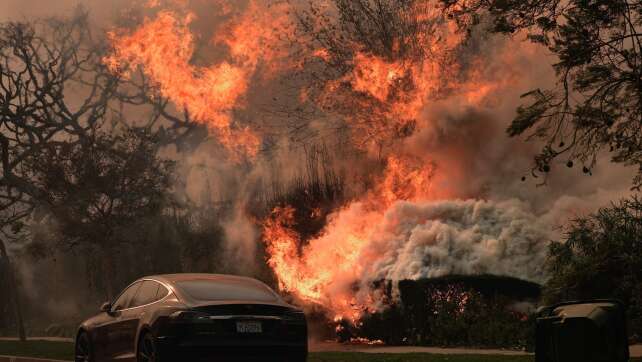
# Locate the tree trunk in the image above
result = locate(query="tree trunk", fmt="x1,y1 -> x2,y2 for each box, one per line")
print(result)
0,238 -> 26,341
101,247 -> 115,301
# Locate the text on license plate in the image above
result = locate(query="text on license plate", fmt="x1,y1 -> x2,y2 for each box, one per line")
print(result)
236,321 -> 262,333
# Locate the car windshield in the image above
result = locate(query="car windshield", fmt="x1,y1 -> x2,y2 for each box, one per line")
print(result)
175,279 -> 279,302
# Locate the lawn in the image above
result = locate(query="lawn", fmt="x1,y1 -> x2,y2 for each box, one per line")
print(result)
311,353 -> 533,362
0,341 -> 531,361
1,340 -> 640,362
0,340 -> 73,360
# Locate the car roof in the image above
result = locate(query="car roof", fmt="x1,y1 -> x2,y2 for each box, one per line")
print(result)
139,273 -> 288,307
143,273 -> 269,287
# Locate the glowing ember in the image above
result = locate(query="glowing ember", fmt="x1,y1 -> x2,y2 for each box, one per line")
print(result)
348,337 -> 385,346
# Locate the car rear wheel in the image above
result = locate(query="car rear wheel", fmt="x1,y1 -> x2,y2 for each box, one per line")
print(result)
75,332 -> 93,362
137,332 -> 159,362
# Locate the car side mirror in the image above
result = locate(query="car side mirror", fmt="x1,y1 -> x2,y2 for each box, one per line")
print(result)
100,302 -> 112,313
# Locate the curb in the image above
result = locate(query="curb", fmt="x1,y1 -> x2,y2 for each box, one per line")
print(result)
0,356 -> 69,362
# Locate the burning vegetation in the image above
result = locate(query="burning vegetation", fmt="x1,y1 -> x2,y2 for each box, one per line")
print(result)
102,0 -> 551,326
0,0 -> 571,331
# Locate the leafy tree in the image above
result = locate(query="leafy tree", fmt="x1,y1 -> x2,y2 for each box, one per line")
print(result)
545,197 -> 642,338
442,0 -> 642,187
24,129 -> 174,299
0,12 -> 116,212
0,9 -> 205,316
0,10 -> 199,228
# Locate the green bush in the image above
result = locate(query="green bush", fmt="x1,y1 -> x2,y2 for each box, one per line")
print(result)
544,197 -> 642,341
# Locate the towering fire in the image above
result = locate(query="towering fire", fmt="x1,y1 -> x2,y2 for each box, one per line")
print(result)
262,156 -> 439,321
258,1 -> 539,321
105,0 -> 552,323
261,156 -> 549,321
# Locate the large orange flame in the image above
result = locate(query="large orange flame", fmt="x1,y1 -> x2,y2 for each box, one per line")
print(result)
105,1 -> 292,159
261,3 -> 523,321
262,156 -> 437,321
104,0 -> 533,326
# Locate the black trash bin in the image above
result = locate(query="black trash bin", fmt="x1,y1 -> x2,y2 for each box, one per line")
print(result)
536,299 -> 629,362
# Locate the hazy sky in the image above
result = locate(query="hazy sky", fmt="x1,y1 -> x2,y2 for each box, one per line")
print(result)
1,0 -> 131,24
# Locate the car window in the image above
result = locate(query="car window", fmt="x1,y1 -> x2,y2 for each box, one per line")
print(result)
175,279 -> 279,302
156,284 -> 169,300
112,282 -> 142,311
130,280 -> 160,308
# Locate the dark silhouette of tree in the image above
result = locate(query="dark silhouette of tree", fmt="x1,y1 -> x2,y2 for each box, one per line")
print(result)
0,13 -> 113,340
26,129 -> 174,299
0,10 -> 198,326
442,0 -> 642,187
0,10 -> 199,224
0,13 -> 113,226
0,238 -> 25,341
545,197 -> 642,338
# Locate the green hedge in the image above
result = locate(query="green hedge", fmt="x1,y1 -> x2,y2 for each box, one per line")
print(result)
347,276 -> 540,349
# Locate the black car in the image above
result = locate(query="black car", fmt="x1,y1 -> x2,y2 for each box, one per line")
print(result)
75,273 -> 308,362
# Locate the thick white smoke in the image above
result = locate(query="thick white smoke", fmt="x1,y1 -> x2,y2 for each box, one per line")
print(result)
364,199 -> 550,284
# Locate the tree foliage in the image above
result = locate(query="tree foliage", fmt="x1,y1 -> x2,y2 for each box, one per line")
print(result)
0,12 -> 115,228
0,11 -> 207,305
545,197 -> 642,337
443,0 -> 642,187
0,10 -> 202,236
28,129 -> 174,250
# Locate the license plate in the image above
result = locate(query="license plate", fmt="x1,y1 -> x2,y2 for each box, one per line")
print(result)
236,321 -> 262,333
